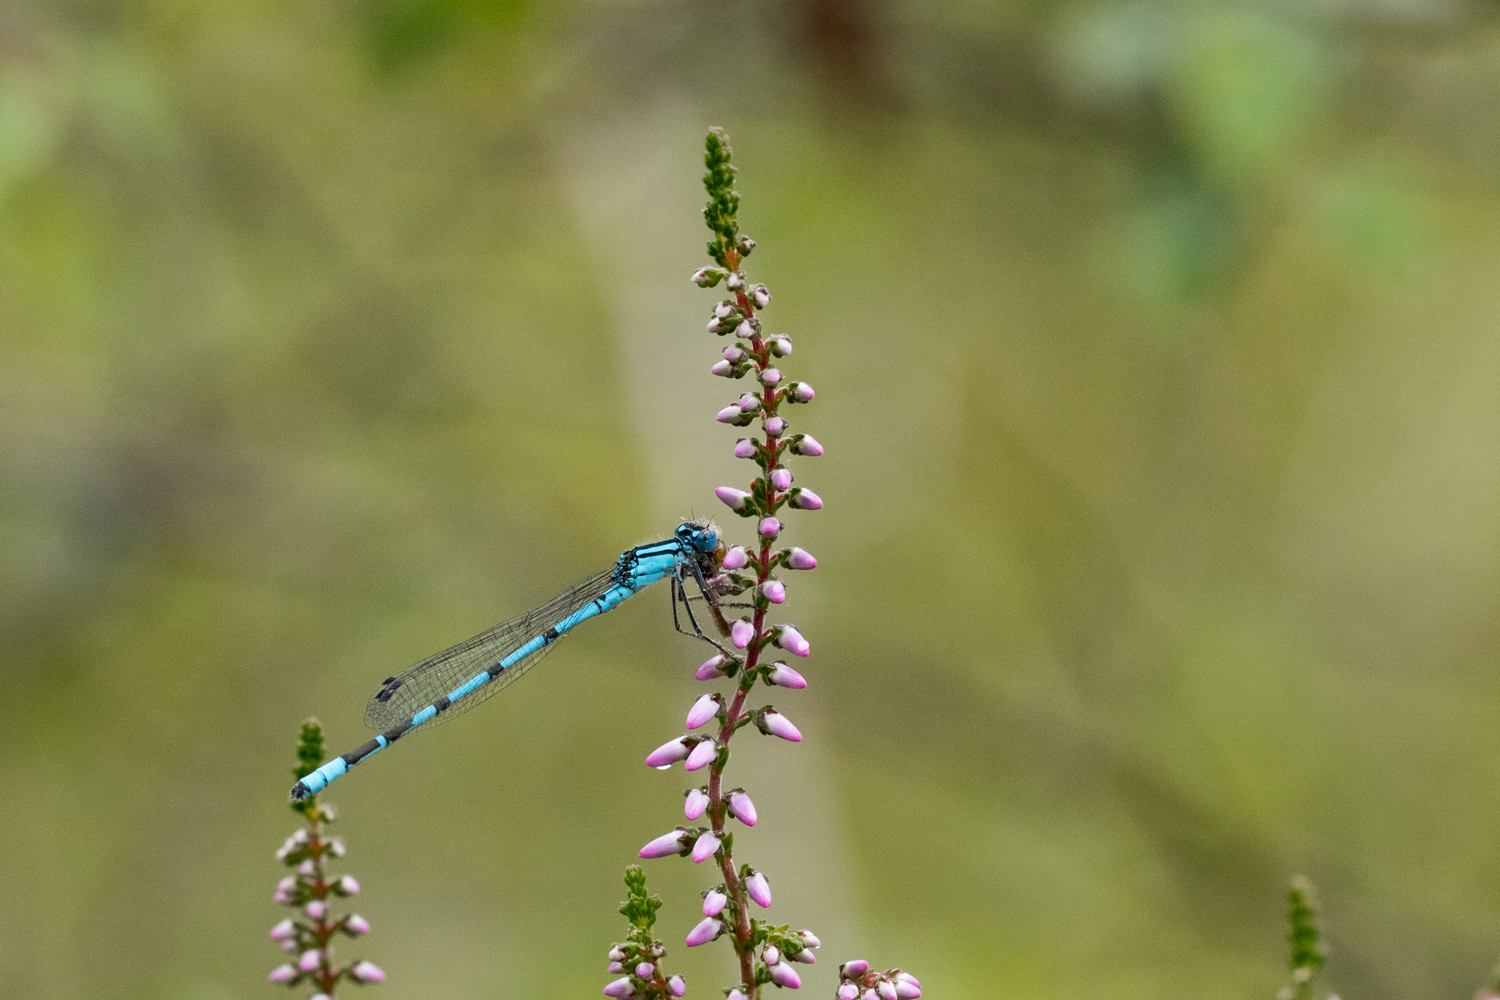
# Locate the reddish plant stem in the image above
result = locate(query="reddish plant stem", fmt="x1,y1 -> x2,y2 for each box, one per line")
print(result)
707,247 -> 784,1000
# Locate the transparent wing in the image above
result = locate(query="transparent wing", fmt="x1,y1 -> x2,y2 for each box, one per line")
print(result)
363,568 -> 617,733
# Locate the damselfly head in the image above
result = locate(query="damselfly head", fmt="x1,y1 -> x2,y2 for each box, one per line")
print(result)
676,519 -> 720,553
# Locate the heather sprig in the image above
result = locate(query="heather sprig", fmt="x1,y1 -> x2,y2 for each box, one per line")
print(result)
1279,876 -> 1329,1000
268,720 -> 384,998
836,962 -> 922,1000
601,866 -> 687,999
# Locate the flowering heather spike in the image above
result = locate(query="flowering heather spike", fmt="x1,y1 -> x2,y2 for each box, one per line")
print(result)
788,488 -> 823,510
763,710 -> 804,742
686,694 -> 719,730
690,830 -> 721,862
759,517 -> 781,539
734,438 -> 756,459
703,889 -> 728,916
775,625 -> 811,657
728,790 -> 758,826
786,547 -> 817,570
668,975 -> 686,996
350,961 -> 386,983
770,468 -> 793,490
790,434 -> 822,456
638,830 -> 689,859
696,654 -> 731,680
722,546 -> 749,570
770,962 -> 802,988
715,487 -> 752,512
767,662 -> 807,688
268,964 -> 298,984
764,415 -> 787,436
764,580 -> 787,604
686,917 -> 722,946
645,737 -> 692,768
604,977 -> 634,997
685,739 -> 718,772
746,870 -> 772,908
732,619 -> 755,648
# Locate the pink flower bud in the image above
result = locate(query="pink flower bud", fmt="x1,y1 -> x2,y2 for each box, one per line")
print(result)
770,963 -> 802,989
645,737 -> 691,768
769,468 -> 793,490
685,739 -> 717,772
715,301 -> 736,319
738,392 -> 759,412
734,438 -> 756,459
787,381 -> 815,403
775,625 -> 810,657
305,899 -> 326,920
724,345 -> 747,362
668,975 -> 686,997
764,945 -> 781,965
798,930 -> 820,949
710,360 -> 734,377
841,960 -> 870,980
722,546 -> 749,570
345,914 -> 371,935
635,962 -> 655,979
298,949 -> 322,972
730,991 -> 749,1000
685,788 -> 710,820
268,964 -> 298,984
270,918 -> 295,941
767,662 -> 807,688
764,416 -> 787,435
770,335 -> 792,356
707,318 -> 726,334
751,285 -> 771,308
604,976 -> 635,997
703,890 -> 728,916
746,870 -> 772,907
862,991 -> 878,1000
879,981 -> 898,1000
607,962 -> 626,974
336,875 -> 360,895
609,947 -> 627,962
839,986 -> 859,1000
728,790 -> 757,826
690,830 -> 721,862
731,619 -> 755,649
894,973 -> 921,989
638,830 -> 688,859
735,319 -> 754,338
792,949 -> 817,964
276,876 -> 297,895
696,654 -> 731,680
715,487 -> 751,512
790,434 -> 822,456
327,838 -> 346,857
764,580 -> 786,604
716,405 -> 744,424
281,939 -> 297,952
727,271 -> 746,290
759,517 -> 780,539
686,917 -> 722,947
297,859 -> 316,876
789,488 -> 823,510
692,267 -> 721,287
761,368 -> 783,386
895,981 -> 921,998
686,694 -> 719,729
763,710 -> 803,742
351,961 -> 386,983
786,547 -> 817,570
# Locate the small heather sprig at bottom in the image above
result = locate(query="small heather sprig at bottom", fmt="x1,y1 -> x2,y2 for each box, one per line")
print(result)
599,866 -> 686,999
268,720 -> 384,999
836,962 -> 922,1000
1278,876 -> 1335,1000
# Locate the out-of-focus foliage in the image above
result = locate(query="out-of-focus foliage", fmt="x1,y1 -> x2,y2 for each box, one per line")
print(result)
4,1 -> 1500,998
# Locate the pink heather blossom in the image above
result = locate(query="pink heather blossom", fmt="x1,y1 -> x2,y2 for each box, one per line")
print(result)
715,302 -> 736,318
769,963 -> 802,988
761,368 -> 783,386
710,360 -> 734,377
738,393 -> 759,412
798,930 -> 821,949
715,487 -> 751,512
894,973 -> 921,990
686,917 -> 721,947
786,547 -> 817,570
690,831 -> 721,862
668,975 -> 686,997
724,345 -> 747,361
685,788 -> 710,819
645,737 -> 691,768
770,467 -> 793,490
716,405 -> 743,424
298,949 -> 322,972
707,318 -> 725,334
703,889 -> 728,916
841,961 -> 870,979
722,546 -> 749,570
766,945 -> 782,965
792,949 -> 817,964
692,267 -> 718,287
729,991 -> 748,1000
839,986 -> 859,1000
280,939 -> 297,952
734,438 -> 756,459
752,285 -> 771,308
789,381 -> 815,402
764,580 -> 786,604
775,625 -> 811,657
789,489 -> 823,510
763,710 -> 803,742
297,859 -> 316,876
759,517 -> 780,539
270,918 -> 295,940
686,694 -> 718,729
636,962 -> 655,979
344,914 -> 371,935
608,962 -> 626,974
895,981 -> 921,998
685,739 -> 717,771
276,876 -> 297,895
336,875 -> 360,895
878,981 -> 899,1000
767,662 -> 807,688
764,416 -> 787,435
327,838 -> 346,857
791,435 -> 823,456
306,899 -> 326,920
746,870 -> 772,907
727,271 -> 746,290
268,965 -> 297,984
770,335 -> 792,356
862,991 -> 878,1000
735,319 -> 754,338
696,655 -> 731,680
638,830 -> 688,859
604,976 -> 635,997
351,961 -> 386,983
728,791 -> 757,826
731,619 -> 755,649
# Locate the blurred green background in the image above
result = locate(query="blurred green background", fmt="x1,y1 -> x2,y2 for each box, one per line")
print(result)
4,1 -> 1500,998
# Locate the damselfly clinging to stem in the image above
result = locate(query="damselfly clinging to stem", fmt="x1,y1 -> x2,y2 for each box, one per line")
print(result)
290,521 -> 731,801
